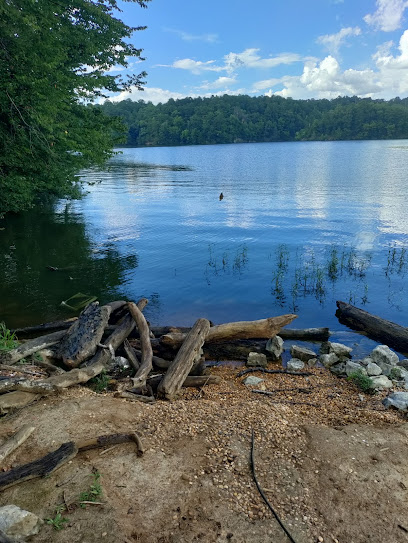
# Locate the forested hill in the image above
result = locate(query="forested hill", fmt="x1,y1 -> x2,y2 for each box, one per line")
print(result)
99,95 -> 408,147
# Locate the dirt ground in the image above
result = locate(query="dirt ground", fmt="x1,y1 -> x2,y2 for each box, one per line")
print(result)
0,364 -> 407,543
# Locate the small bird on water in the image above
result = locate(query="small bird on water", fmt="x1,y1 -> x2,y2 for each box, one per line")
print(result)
219,192 -> 224,200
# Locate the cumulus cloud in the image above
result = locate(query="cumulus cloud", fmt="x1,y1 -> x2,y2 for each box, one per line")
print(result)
265,30 -> 408,99
252,78 -> 281,92
108,87 -> 189,104
364,0 -> 408,32
160,58 -> 223,74
316,27 -> 362,55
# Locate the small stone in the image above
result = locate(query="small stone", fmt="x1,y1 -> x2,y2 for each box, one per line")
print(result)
246,352 -> 268,368
287,358 -> 305,371
243,376 -> 264,386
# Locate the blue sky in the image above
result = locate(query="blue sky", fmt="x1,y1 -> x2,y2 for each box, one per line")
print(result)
109,0 -> 408,103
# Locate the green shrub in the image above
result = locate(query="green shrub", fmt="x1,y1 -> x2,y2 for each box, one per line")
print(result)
347,370 -> 374,394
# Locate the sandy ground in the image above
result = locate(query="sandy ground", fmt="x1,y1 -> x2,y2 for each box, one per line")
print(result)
0,364 -> 407,543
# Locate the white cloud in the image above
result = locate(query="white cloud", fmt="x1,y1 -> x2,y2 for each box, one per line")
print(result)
223,49 -> 302,74
200,76 -> 237,89
109,87 -> 188,104
364,0 -> 408,32
159,58 -> 223,74
252,78 -> 281,92
164,28 -> 218,43
317,26 -> 362,55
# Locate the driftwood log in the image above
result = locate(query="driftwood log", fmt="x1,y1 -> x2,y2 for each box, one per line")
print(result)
0,330 -> 67,365
160,314 -> 297,350
128,302 -> 153,388
0,433 -> 143,492
56,302 -> 111,368
0,425 -> 36,465
336,300 -> 408,354
158,318 -> 210,400
147,374 -> 220,392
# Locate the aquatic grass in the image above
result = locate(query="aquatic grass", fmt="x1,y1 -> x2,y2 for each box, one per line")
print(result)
0,322 -> 18,351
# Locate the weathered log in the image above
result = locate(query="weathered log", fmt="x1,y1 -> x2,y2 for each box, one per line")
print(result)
11,318 -> 77,338
336,300 -> 408,354
56,302 -> 112,368
0,425 -> 36,465
278,327 -> 330,341
116,391 -> 156,404
0,441 -> 78,491
0,379 -> 57,395
0,392 -> 41,414
160,314 -> 297,349
123,339 -> 140,372
0,330 -> 67,365
0,432 -> 144,491
158,319 -> 210,400
128,302 -> 153,388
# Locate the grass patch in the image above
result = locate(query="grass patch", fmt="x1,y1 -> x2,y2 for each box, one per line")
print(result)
347,370 -> 374,394
0,322 -> 18,351
87,370 -> 109,393
79,470 -> 103,507
46,505 -> 68,531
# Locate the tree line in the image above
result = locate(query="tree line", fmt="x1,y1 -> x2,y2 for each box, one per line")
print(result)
99,94 -> 408,147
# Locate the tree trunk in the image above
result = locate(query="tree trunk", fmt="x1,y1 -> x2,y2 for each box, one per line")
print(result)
158,318 -> 210,400
336,300 -> 408,354
278,327 -> 330,341
160,314 -> 297,349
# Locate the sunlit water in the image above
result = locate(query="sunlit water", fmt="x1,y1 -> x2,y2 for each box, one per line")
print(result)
1,140 -> 408,355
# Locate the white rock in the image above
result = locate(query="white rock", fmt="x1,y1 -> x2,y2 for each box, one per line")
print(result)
320,353 -> 339,368
345,361 -> 367,376
290,345 -> 317,362
287,358 -> 305,371
0,505 -> 42,538
366,362 -> 382,376
383,392 -> 408,411
329,342 -> 352,358
370,375 -> 393,390
243,376 -> 264,386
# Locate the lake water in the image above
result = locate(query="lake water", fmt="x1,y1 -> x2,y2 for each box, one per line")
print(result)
1,140 -> 408,355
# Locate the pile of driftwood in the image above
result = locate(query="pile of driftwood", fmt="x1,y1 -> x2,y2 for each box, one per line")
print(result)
0,299 -> 314,412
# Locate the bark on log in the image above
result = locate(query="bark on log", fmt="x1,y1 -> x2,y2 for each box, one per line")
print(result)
0,425 -> 36,465
123,339 -> 140,372
336,300 -> 408,354
158,319 -> 210,400
128,302 -> 153,388
56,302 -> 112,368
0,330 -> 67,365
0,379 -> 57,395
160,314 -> 297,349
0,392 -> 41,414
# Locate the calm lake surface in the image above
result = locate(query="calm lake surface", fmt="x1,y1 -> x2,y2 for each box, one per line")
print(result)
1,140 -> 408,355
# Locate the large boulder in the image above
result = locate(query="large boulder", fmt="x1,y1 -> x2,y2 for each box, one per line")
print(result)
320,353 -> 339,368
345,361 -> 367,376
0,505 -> 42,538
246,352 -> 268,368
287,358 -> 305,371
369,375 -> 393,391
329,342 -> 352,358
329,362 -> 346,376
383,392 -> 408,411
290,345 -> 317,363
265,336 -> 284,361
366,362 -> 382,376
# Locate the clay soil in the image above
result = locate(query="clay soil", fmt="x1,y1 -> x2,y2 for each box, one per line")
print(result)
0,364 -> 407,543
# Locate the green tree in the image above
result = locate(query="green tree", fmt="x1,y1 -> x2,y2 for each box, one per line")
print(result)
0,0 -> 149,215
